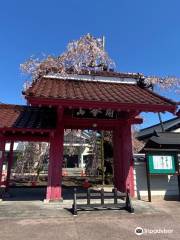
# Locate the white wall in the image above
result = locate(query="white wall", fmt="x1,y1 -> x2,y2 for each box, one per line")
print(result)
5,142 -> 19,151
173,128 -> 180,133
134,161 -> 179,199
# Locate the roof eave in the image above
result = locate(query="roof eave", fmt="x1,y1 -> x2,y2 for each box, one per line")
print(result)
26,96 -> 177,113
0,127 -> 53,133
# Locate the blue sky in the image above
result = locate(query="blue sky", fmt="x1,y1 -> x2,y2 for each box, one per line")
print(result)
0,0 -> 179,128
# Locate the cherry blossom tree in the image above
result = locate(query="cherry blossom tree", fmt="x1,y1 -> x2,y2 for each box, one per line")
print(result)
21,34 -> 115,85
138,75 -> 180,93
21,33 -> 180,93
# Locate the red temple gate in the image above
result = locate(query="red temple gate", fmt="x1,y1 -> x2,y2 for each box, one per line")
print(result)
0,71 -> 177,201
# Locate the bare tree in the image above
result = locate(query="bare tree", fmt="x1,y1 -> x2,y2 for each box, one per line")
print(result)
15,142 -> 49,181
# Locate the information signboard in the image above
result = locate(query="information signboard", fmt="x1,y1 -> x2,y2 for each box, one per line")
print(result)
147,154 -> 176,174
146,152 -> 180,202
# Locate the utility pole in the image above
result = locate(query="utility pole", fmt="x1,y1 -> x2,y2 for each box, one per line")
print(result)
158,112 -> 165,132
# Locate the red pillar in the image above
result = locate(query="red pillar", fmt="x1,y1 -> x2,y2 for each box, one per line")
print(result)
113,123 -> 134,197
0,138 -> 6,186
46,108 -> 64,201
5,141 -> 14,191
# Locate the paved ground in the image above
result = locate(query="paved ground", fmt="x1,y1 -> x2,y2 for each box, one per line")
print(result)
0,188 -> 179,240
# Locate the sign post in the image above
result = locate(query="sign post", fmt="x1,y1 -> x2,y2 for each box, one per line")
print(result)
146,152 -> 180,202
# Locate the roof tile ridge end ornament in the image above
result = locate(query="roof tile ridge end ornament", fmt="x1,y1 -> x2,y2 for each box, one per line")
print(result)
153,130 -> 159,136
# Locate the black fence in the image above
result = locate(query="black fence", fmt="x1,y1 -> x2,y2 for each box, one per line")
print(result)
72,188 -> 134,215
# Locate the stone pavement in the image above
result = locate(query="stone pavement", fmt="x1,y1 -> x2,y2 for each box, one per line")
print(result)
0,188 -> 179,240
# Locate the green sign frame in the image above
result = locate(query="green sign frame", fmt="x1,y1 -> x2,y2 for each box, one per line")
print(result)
147,153 -> 177,174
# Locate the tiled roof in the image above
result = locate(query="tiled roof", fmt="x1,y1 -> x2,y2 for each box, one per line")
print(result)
0,104 -> 22,128
150,132 -> 180,145
24,76 -> 176,111
144,132 -> 180,150
137,116 -> 180,140
0,104 -> 56,129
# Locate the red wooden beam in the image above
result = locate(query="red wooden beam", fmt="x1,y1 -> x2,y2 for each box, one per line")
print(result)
63,116 -> 143,130
0,127 -> 52,134
0,127 -> 52,142
27,97 -> 176,113
0,136 -> 50,142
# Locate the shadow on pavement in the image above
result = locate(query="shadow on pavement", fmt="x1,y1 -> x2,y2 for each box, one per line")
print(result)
0,186 -> 86,201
